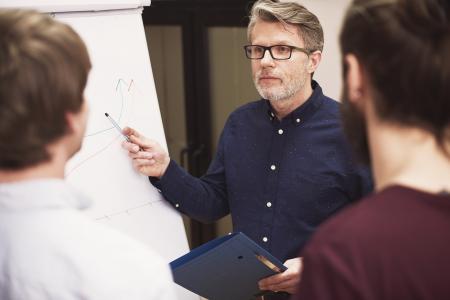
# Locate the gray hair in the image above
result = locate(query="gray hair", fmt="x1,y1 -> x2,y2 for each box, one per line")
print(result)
248,0 -> 324,52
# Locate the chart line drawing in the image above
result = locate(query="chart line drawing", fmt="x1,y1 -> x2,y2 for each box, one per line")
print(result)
66,78 -> 137,177
66,135 -> 121,176
84,78 -> 133,138
94,198 -> 164,221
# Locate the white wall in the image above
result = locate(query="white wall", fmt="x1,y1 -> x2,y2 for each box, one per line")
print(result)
300,0 -> 352,101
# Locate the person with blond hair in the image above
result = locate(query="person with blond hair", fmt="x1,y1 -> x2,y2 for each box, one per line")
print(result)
122,0 -> 372,297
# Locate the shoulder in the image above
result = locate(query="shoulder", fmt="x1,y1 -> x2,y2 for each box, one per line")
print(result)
310,192 -> 381,239
305,86 -> 342,129
76,219 -> 176,298
317,95 -> 341,119
303,187 -> 409,255
219,99 -> 266,137
297,187 -> 436,299
1,211 -> 175,299
297,193 -> 383,295
65,213 -> 171,274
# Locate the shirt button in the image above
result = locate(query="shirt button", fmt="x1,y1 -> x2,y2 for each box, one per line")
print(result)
175,203 -> 180,208
296,118 -> 301,123
278,129 -> 284,135
270,164 -> 276,170
266,202 -> 272,208
262,236 -> 268,242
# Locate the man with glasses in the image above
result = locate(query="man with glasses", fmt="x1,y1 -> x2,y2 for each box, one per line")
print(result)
122,0 -> 372,298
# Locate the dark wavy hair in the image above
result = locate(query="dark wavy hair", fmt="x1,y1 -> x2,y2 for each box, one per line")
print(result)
0,9 -> 91,169
340,0 -> 450,156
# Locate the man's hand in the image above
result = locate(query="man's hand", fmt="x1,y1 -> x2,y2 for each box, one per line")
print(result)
121,126 -> 170,178
258,257 -> 303,295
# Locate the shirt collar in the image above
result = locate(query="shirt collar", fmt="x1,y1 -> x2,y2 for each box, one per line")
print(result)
0,179 -> 91,211
265,80 -> 325,124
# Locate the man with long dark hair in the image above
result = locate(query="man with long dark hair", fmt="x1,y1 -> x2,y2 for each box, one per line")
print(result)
293,0 -> 450,299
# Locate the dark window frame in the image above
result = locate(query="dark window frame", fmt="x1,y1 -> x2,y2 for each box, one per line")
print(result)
143,0 -> 254,247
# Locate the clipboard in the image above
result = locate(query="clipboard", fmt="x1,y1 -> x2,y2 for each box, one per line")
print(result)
170,232 -> 287,300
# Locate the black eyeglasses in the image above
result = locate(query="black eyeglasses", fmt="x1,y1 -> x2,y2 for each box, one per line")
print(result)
244,45 -> 311,60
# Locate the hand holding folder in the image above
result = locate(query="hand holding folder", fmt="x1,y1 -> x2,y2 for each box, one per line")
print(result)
170,232 -> 287,300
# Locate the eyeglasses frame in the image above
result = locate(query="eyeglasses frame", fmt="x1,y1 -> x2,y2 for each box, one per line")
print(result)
243,44 -> 312,60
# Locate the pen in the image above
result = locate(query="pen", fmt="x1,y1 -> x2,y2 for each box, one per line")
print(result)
104,112 -> 131,142
255,254 -> 283,273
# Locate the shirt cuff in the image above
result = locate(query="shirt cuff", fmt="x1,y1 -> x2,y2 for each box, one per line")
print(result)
148,160 -> 188,195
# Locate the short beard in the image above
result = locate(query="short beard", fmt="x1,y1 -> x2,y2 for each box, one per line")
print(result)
255,81 -> 299,102
340,87 -> 372,166
254,68 -> 307,102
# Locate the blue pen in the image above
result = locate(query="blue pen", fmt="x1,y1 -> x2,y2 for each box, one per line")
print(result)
104,112 -> 131,142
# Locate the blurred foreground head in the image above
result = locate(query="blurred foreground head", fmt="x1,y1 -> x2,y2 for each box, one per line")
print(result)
340,0 -> 450,164
0,9 -> 91,170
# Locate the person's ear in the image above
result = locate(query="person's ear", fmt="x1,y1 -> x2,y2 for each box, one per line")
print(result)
65,111 -> 77,134
66,100 -> 89,134
345,54 -> 365,106
307,50 -> 322,74
65,107 -> 84,135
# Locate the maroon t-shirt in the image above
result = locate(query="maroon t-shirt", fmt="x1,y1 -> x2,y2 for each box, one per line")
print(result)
293,185 -> 450,300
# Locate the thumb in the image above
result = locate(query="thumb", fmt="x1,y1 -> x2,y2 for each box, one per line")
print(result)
128,133 -> 157,150
122,126 -> 137,137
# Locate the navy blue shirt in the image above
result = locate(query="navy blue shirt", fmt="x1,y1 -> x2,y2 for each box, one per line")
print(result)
151,81 -> 372,262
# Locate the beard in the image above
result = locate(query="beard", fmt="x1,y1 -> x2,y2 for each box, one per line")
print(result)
254,65 -> 307,102
340,86 -> 372,166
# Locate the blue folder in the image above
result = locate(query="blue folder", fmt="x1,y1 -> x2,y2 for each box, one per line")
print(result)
170,232 -> 287,300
